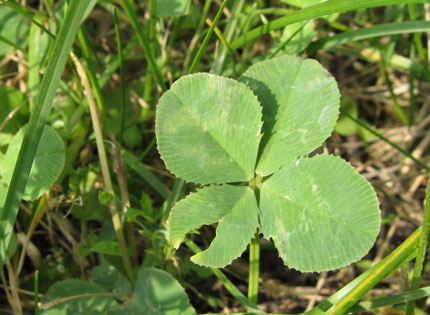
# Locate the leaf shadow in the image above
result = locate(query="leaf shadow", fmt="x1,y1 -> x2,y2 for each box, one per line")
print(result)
239,76 -> 278,172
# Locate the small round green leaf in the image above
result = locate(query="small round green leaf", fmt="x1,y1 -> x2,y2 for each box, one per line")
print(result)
260,154 -> 380,272
92,264 -> 132,295
110,268 -> 196,315
41,280 -> 117,314
335,96 -> 358,136
239,55 -> 340,176
169,184 -> 259,268
156,73 -> 262,185
1,125 -> 65,201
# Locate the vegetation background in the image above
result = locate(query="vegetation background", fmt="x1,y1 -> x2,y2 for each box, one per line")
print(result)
0,0 -> 430,314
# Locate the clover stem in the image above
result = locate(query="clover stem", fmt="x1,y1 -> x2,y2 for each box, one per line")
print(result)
248,174 -> 263,304
248,232 -> 260,305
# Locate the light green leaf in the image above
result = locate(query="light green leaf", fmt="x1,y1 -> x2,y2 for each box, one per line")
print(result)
91,241 -> 122,257
157,0 -> 192,17
281,0 -> 329,7
1,125 -> 65,201
0,6 -> 30,55
335,96 -> 358,136
28,14 -> 51,105
0,183 -> 5,213
41,280 -> 118,314
274,21 -> 316,55
260,154 -> 380,272
156,73 -> 262,185
109,268 -> 196,315
92,264 -> 132,295
240,55 -> 340,176
169,185 -> 259,267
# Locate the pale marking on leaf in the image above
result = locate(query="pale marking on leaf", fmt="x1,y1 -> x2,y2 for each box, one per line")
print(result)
296,160 -> 300,166
297,128 -> 309,143
312,184 -> 317,192
318,106 -> 331,129
283,195 -> 291,200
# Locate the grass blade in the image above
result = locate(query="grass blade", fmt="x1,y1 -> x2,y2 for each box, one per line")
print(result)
0,1 -> 92,267
406,174 -> 430,314
307,21 -> 430,53
230,0 -> 429,50
114,7 -> 126,142
351,286 -> 430,313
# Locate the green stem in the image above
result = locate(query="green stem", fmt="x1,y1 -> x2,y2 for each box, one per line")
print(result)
248,233 -> 260,305
185,239 -> 262,313
188,0 -> 230,73
166,16 -> 184,57
34,270 -> 39,315
184,0 -> 212,72
406,175 -> 430,314
143,0 -> 157,104
114,7 -> 126,142
99,37 -> 138,88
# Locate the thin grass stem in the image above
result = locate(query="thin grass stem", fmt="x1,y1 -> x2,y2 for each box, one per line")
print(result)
143,0 -> 157,104
407,4 -> 429,66
188,0 -> 230,73
71,52 -> 135,286
34,270 -> 39,315
77,29 -> 106,113
184,0 -> 213,72
114,7 -> 126,142
211,0 -> 244,74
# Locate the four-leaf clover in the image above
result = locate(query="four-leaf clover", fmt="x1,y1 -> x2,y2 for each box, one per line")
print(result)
156,55 -> 380,272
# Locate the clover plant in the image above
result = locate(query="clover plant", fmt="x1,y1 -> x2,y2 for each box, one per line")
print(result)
155,55 -> 381,272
